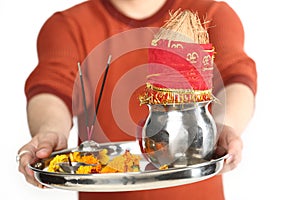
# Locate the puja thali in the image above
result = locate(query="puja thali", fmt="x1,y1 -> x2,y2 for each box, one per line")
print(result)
29,141 -> 228,192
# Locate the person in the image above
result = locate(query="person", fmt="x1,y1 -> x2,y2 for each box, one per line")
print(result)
17,0 -> 257,200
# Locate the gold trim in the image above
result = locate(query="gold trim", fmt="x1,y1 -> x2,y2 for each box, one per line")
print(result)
146,83 -> 211,94
139,83 -> 214,105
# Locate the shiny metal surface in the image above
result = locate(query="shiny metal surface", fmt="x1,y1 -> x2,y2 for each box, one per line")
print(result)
30,141 -> 227,192
140,102 -> 218,168
59,162 -> 97,174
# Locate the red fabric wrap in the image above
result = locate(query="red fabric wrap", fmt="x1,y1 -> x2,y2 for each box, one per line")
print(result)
148,39 -> 214,91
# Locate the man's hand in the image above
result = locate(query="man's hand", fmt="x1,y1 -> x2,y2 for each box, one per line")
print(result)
216,124 -> 243,173
17,131 -> 68,188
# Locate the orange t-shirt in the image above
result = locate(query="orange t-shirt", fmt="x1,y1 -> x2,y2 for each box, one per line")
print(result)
25,0 -> 257,199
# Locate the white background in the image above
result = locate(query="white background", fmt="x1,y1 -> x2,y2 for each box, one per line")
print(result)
1,0 -> 299,199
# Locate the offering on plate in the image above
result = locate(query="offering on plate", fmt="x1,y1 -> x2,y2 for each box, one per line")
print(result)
139,9 -> 218,168
47,148 -> 141,174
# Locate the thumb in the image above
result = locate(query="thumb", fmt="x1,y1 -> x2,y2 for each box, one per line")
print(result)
35,132 -> 66,158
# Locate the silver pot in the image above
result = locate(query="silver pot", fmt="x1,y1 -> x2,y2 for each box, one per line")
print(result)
140,101 -> 217,168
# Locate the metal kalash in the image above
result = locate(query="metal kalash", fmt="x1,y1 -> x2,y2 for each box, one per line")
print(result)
140,102 -> 217,168
138,37 -> 218,169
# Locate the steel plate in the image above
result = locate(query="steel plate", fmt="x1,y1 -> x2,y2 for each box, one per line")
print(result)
29,141 -> 228,192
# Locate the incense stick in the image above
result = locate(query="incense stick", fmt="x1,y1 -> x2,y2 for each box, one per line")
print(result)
77,55 -> 112,141
77,62 -> 89,134
88,54 -> 112,140
93,54 -> 112,124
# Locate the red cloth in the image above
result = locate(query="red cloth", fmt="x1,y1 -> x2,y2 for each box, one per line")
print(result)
148,40 -> 214,91
24,0 -> 257,199
143,40 -> 215,104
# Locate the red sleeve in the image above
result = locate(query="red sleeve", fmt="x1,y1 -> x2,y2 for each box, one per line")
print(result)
207,1 -> 257,95
24,12 -> 81,114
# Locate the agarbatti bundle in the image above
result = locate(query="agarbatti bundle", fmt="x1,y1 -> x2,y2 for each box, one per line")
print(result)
140,9 -> 215,105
